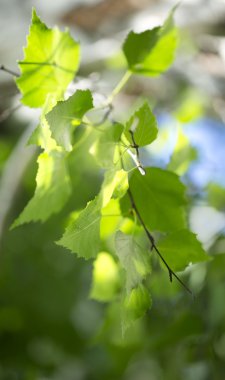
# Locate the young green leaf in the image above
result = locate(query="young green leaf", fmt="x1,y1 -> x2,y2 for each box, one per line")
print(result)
157,229 -> 210,271
12,150 -> 71,227
46,90 -> 93,151
124,102 -> 158,147
123,8 -> 178,76
16,9 -> 80,107
115,231 -> 151,292
90,252 -> 120,302
28,94 -> 58,150
122,284 -> 152,333
57,197 -> 101,259
129,167 -> 187,232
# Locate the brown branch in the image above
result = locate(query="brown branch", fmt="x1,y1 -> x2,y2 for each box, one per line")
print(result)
0,65 -> 19,77
127,188 -> 193,296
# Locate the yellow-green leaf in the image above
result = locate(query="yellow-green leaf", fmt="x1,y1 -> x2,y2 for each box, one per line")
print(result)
16,9 -> 80,107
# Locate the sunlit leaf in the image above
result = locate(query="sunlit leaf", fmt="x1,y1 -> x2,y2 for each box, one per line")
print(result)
101,199 -> 122,239
28,94 -> 58,150
129,167 -> 187,232
90,252 -> 120,302
57,197 -> 101,259
16,9 -> 80,107
101,169 -> 128,207
124,102 -> 158,147
123,8 -> 178,76
157,229 -> 209,271
12,150 -> 71,227
46,90 -> 93,151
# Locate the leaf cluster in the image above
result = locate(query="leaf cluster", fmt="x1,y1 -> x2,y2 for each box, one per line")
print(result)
11,7 -> 209,332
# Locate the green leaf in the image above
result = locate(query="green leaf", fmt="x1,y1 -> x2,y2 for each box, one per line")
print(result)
123,8 -> 178,76
57,197 -> 101,259
12,150 -> 71,227
115,231 -> 151,292
28,94 -> 58,150
101,169 -> 128,207
129,167 -> 187,232
46,90 -> 93,151
122,284 -> 152,333
101,199 -> 122,240
157,229 -> 209,271
90,252 -> 120,302
124,102 -> 158,147
90,123 -> 123,168
16,9 -> 80,107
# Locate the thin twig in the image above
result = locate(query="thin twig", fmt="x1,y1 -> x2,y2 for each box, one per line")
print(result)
127,187 -> 193,296
0,65 -> 19,77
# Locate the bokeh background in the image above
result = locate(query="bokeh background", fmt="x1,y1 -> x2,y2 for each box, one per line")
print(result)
0,0 -> 225,379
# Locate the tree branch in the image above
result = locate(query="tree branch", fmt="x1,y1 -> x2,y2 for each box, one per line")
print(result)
127,188 -> 193,296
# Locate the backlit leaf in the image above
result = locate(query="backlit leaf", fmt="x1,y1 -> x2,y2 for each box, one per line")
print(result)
90,123 -> 123,168
46,90 -> 93,151
101,169 -> 128,207
12,150 -> 71,227
57,197 -> 101,259
124,102 -> 158,147
123,8 -> 178,76
16,9 -> 80,107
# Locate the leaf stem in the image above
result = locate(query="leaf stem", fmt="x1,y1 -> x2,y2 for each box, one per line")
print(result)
127,187 -> 193,296
0,65 -> 19,77
106,70 -> 132,105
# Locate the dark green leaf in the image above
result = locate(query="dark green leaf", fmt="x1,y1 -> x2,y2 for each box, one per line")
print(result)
129,167 -> 187,232
157,229 -> 210,271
